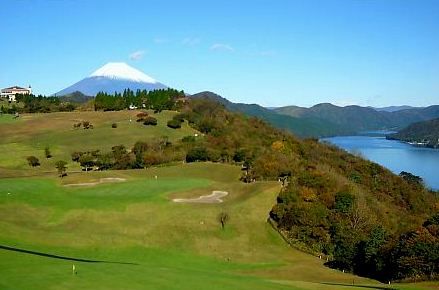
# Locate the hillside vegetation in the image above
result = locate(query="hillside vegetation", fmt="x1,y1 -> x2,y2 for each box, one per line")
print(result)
190,92 -> 348,137
275,103 -> 439,136
387,118 -> 439,148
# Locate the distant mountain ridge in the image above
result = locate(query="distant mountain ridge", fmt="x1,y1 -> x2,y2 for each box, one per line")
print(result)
190,92 -> 351,137
190,92 -> 439,137
372,105 -> 422,112
275,103 -> 439,135
54,62 -> 167,96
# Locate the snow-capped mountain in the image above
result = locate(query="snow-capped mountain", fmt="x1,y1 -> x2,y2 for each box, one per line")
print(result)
54,62 -> 167,96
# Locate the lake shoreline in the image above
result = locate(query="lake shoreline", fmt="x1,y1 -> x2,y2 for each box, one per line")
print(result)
322,135 -> 439,191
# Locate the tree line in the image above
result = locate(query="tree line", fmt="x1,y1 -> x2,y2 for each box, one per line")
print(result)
14,94 -> 77,113
94,88 -> 185,112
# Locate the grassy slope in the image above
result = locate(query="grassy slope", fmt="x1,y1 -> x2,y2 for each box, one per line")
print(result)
0,110 -> 196,174
0,111 -> 436,290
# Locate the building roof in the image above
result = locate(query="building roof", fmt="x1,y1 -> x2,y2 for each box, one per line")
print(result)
3,86 -> 28,90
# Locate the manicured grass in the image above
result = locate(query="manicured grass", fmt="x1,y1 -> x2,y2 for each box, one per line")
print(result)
0,114 -> 20,124
2,163 -> 431,290
0,110 -> 197,172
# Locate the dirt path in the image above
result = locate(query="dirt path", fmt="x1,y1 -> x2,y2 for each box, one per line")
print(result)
172,190 -> 228,204
64,177 -> 126,187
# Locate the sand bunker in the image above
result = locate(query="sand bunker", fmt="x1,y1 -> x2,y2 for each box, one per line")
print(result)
64,177 -> 126,187
172,191 -> 229,204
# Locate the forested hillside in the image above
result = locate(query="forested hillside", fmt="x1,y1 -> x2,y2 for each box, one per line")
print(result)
190,91 -> 348,137
387,118 -> 439,148
275,103 -> 439,136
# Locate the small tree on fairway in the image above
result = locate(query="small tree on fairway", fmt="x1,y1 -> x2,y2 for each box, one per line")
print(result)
45,146 -> 52,159
217,212 -> 230,230
55,160 -> 67,177
26,156 -> 40,167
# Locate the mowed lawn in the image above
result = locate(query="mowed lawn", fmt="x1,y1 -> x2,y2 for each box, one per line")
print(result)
0,110 -> 197,173
0,163 -> 432,290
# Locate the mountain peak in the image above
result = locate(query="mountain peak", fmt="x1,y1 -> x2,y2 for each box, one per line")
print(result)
54,62 -> 167,96
90,62 -> 158,83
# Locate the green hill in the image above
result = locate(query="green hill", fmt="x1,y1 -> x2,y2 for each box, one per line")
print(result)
190,92 -> 347,137
275,103 -> 439,135
58,91 -> 93,104
190,92 -> 439,137
387,118 -> 439,148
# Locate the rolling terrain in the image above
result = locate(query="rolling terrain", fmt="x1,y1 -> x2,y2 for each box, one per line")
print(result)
189,92 -> 439,137
275,103 -> 439,135
190,92 -> 347,137
0,108 -> 437,289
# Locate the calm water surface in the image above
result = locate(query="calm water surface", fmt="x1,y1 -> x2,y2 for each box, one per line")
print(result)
322,135 -> 439,190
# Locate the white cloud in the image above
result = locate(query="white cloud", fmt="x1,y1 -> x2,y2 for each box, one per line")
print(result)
129,50 -> 145,61
182,37 -> 200,46
210,43 -> 234,52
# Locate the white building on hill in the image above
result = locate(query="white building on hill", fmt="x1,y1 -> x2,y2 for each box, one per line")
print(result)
1,86 -> 32,102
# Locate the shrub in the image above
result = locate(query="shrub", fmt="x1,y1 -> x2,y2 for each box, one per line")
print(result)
82,120 -> 93,129
143,153 -> 164,167
143,116 -> 157,126
399,171 -> 423,186
136,112 -> 148,119
172,113 -> 185,123
186,147 -> 208,162
136,112 -> 149,122
167,119 -> 182,129
26,156 -> 40,167
132,141 -> 149,155
71,151 -> 83,162
182,135 -> 196,143
334,191 -> 355,214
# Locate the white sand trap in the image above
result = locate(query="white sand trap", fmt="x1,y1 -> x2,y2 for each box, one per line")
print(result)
64,177 -> 126,187
173,191 -> 229,204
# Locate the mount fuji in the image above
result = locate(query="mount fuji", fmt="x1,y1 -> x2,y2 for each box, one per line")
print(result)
54,62 -> 167,96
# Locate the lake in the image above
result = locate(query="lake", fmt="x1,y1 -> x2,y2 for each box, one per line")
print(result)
322,135 -> 439,190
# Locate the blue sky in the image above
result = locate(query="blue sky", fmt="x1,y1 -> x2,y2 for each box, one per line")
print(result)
1,0 -> 438,107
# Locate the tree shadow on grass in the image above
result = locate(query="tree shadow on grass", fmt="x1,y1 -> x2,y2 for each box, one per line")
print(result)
320,282 -> 396,290
0,245 -> 138,265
